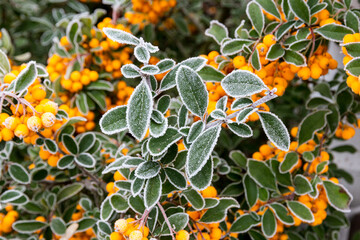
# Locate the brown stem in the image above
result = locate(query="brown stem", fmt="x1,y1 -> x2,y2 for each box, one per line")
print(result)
157,202 -> 176,240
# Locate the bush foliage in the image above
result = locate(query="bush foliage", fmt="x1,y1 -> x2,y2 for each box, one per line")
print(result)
0,0 -> 359,240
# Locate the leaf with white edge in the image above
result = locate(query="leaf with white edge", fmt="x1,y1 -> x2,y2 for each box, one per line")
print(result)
50,217 -> 66,235
0,190 -> 24,203
75,153 -> 95,168
229,150 -> 247,168
210,109 -> 226,119
262,208 -> 277,238
110,194 -> 129,212
57,183 -> 84,203
14,61 -> 37,93
188,157 -> 213,190
144,175 -> 162,209
248,159 -> 277,190
57,155 -> 75,169
279,152 -> 299,173
221,70 -> 267,98
231,98 -> 253,110
287,201 -> 314,223
186,125 -> 221,177
216,96 -> 228,111
198,65 -> 225,82
76,218 -> 97,232
345,58 -> 360,77
160,57 -> 207,91
151,110 -> 165,124
288,0 -> 310,23
230,214 -> 260,233
289,39 -> 311,51
176,66 -> 208,117
164,167 -> 187,190
251,48 -> 261,71
298,110 -> 330,145
205,20 -> 229,44
345,11 -> 359,33
148,127 -> 182,156
161,213 -> 189,235
323,180 -> 353,212
255,0 -> 281,19
246,1 -> 264,34
283,49 -> 306,66
266,43 -> 285,61
236,107 -> 257,123
145,42 -> 159,53
294,175 -> 313,195
78,133 -> 95,153
131,177 -> 145,196
150,118 -> 168,137
12,220 -> 48,234
157,95 -> 171,114
9,163 -> 30,184
103,27 -> 140,45
276,21 -> 296,40
101,197 -> 113,221
135,161 -> 161,179
156,59 -> 175,74
134,45 -> 150,63
343,43 -> 360,58
0,49 -> 10,74
220,39 -> 253,56
227,122 -> 253,138
243,174 -> 258,208
62,134 -> 78,155
258,111 -> 290,151
187,121 -> 205,143
87,80 -> 114,91
269,203 -> 294,225
102,156 -> 127,174
127,81 -> 153,140
182,189 -> 205,210
141,65 -> 160,75
200,198 -> 239,223
315,24 -> 354,42
121,64 -> 141,78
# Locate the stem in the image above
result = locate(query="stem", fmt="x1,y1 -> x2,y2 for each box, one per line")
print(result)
77,164 -> 107,192
157,202 -> 176,240
309,27 -> 316,62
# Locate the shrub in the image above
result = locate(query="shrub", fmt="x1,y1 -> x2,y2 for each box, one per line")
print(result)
0,0 -> 359,239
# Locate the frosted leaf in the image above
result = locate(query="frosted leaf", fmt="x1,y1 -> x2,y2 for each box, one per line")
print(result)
231,98 -> 253,110
205,20 -> 229,44
156,59 -> 175,74
103,27 -> 140,45
187,121 -> 205,143
99,105 -> 127,135
227,122 -> 253,138
148,127 -> 182,156
121,64 -> 141,78
216,96 -> 228,111
150,118 -> 168,138
144,175 -> 162,209
141,65 -> 160,75
236,107 -> 257,123
210,109 -> 226,120
221,70 -> 267,98
134,45 -> 150,64
176,66 -> 208,117
126,81 -> 153,140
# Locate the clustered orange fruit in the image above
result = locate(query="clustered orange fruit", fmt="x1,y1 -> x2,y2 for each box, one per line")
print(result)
335,122 -> 358,140
106,170 -> 126,196
61,69 -> 99,93
0,205 -> 18,234
110,218 -> 150,240
124,0 -> 177,29
343,33 -> 360,95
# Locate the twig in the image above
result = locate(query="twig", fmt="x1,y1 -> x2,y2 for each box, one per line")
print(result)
157,202 -> 176,240
308,27 -> 316,62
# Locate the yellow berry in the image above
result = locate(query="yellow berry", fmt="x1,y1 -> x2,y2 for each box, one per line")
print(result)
41,112 -> 56,128
4,73 -> 17,84
70,71 -> 81,81
14,124 -> 29,139
176,230 -> 190,240
114,219 -> 128,233
89,71 -> 99,81
1,128 -> 14,141
110,232 -> 123,240
263,34 -> 276,47
129,230 -> 143,240
200,186 -> 217,198
27,116 -> 42,132
42,101 -> 58,115
3,117 -> 19,131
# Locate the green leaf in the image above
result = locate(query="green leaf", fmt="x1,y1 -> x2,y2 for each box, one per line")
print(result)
279,152 -> 299,173
110,194 -> 129,212
298,110 -> 329,145
315,24 -> 354,42
101,197 -> 113,221
45,139 -> 58,154
255,0 -> 281,19
148,127 -> 182,156
121,64 -> 141,78
78,133 -> 95,152
258,111 -> 290,151
343,43 -> 360,59
246,1 -> 264,34
345,58 -> 360,77
127,81 -> 153,140
323,180 -> 352,212
57,155 -> 75,169
176,66 -> 208,117
186,125 -> 221,177
50,217 -> 66,235
144,175 -> 162,209
182,188 -> 205,210
62,134 -> 78,155
0,49 -> 10,74
205,20 -> 229,44
248,159 -> 277,190
221,70 -> 267,98
75,153 -> 95,168
266,43 -> 285,61
156,59 -> 175,74
128,195 -> 146,214
161,213 -> 189,235
141,65 -> 160,75
200,198 -> 239,223
160,57 -> 207,91
288,0 -> 310,23
220,39 -> 253,56
227,122 -> 253,138
164,167 -> 187,190
345,11 -> 359,33
287,201 -> 314,223
283,50 -> 306,66
251,48 -> 261,71
230,214 -> 259,233
198,65 -> 225,82
12,220 -> 47,233
243,174 -> 258,208
87,80 -> 114,91
289,39 -> 311,51
9,163 -> 30,184
14,61 -> 37,93
262,208 -> 276,238
76,218 -> 97,232
237,108 -> 257,123
134,45 -> 150,63
103,27 -> 140,45
187,121 -> 205,143
0,190 -> 24,203
270,159 -> 292,186
269,203 -> 294,225
188,158 -> 213,190
135,161 -> 161,179
294,175 -> 313,195
57,183 -> 84,203
229,150 -> 247,168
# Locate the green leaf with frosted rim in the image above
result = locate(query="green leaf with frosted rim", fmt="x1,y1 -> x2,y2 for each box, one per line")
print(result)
288,0 -> 310,23
323,180 -> 352,212
144,175 -> 162,209
148,127 -> 182,156
205,20 -> 229,44
14,61 -> 37,93
246,1 -> 264,34
287,201 -> 314,223
261,208 -> 276,238
298,110 -> 330,145
103,27 -> 140,45
248,159 -> 277,190
315,24 -> 354,42
230,214 -> 260,233
12,220 -> 48,234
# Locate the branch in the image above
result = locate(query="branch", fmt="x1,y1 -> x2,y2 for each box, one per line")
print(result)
157,202 -> 176,240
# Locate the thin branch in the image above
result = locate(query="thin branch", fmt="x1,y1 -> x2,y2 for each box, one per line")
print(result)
157,202 -> 176,240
